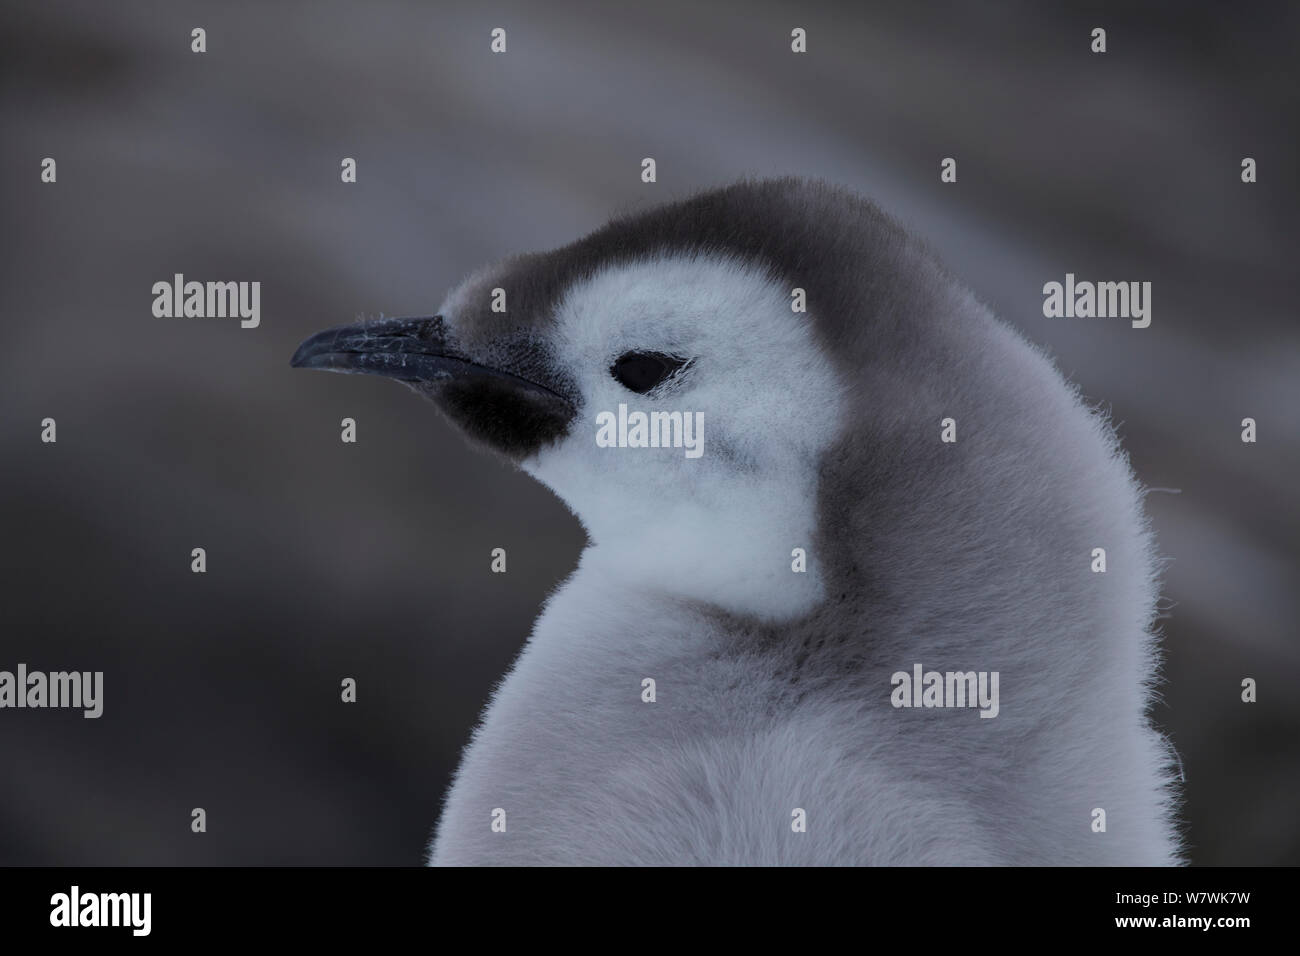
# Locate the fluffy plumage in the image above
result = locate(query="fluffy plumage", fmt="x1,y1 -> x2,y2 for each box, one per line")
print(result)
301,178 -> 1184,865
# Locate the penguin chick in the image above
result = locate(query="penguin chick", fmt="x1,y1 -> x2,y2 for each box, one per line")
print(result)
291,178 -> 1182,866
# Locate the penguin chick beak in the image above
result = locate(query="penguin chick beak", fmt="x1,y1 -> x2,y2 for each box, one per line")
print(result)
291,315 -> 577,459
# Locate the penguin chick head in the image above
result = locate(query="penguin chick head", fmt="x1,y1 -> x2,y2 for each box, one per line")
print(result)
292,179 -> 941,620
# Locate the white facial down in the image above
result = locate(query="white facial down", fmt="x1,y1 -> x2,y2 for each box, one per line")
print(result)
510,252 -> 848,621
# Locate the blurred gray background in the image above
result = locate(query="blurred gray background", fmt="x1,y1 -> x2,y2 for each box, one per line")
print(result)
1,0 -> 1297,865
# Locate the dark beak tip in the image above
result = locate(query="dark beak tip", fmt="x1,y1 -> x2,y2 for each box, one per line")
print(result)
289,328 -> 332,369
290,326 -> 363,372
289,344 -> 323,369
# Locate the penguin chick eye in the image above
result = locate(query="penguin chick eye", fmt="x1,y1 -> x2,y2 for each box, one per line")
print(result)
610,351 -> 688,393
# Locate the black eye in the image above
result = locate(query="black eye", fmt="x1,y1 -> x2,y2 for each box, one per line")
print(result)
610,351 -> 688,393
